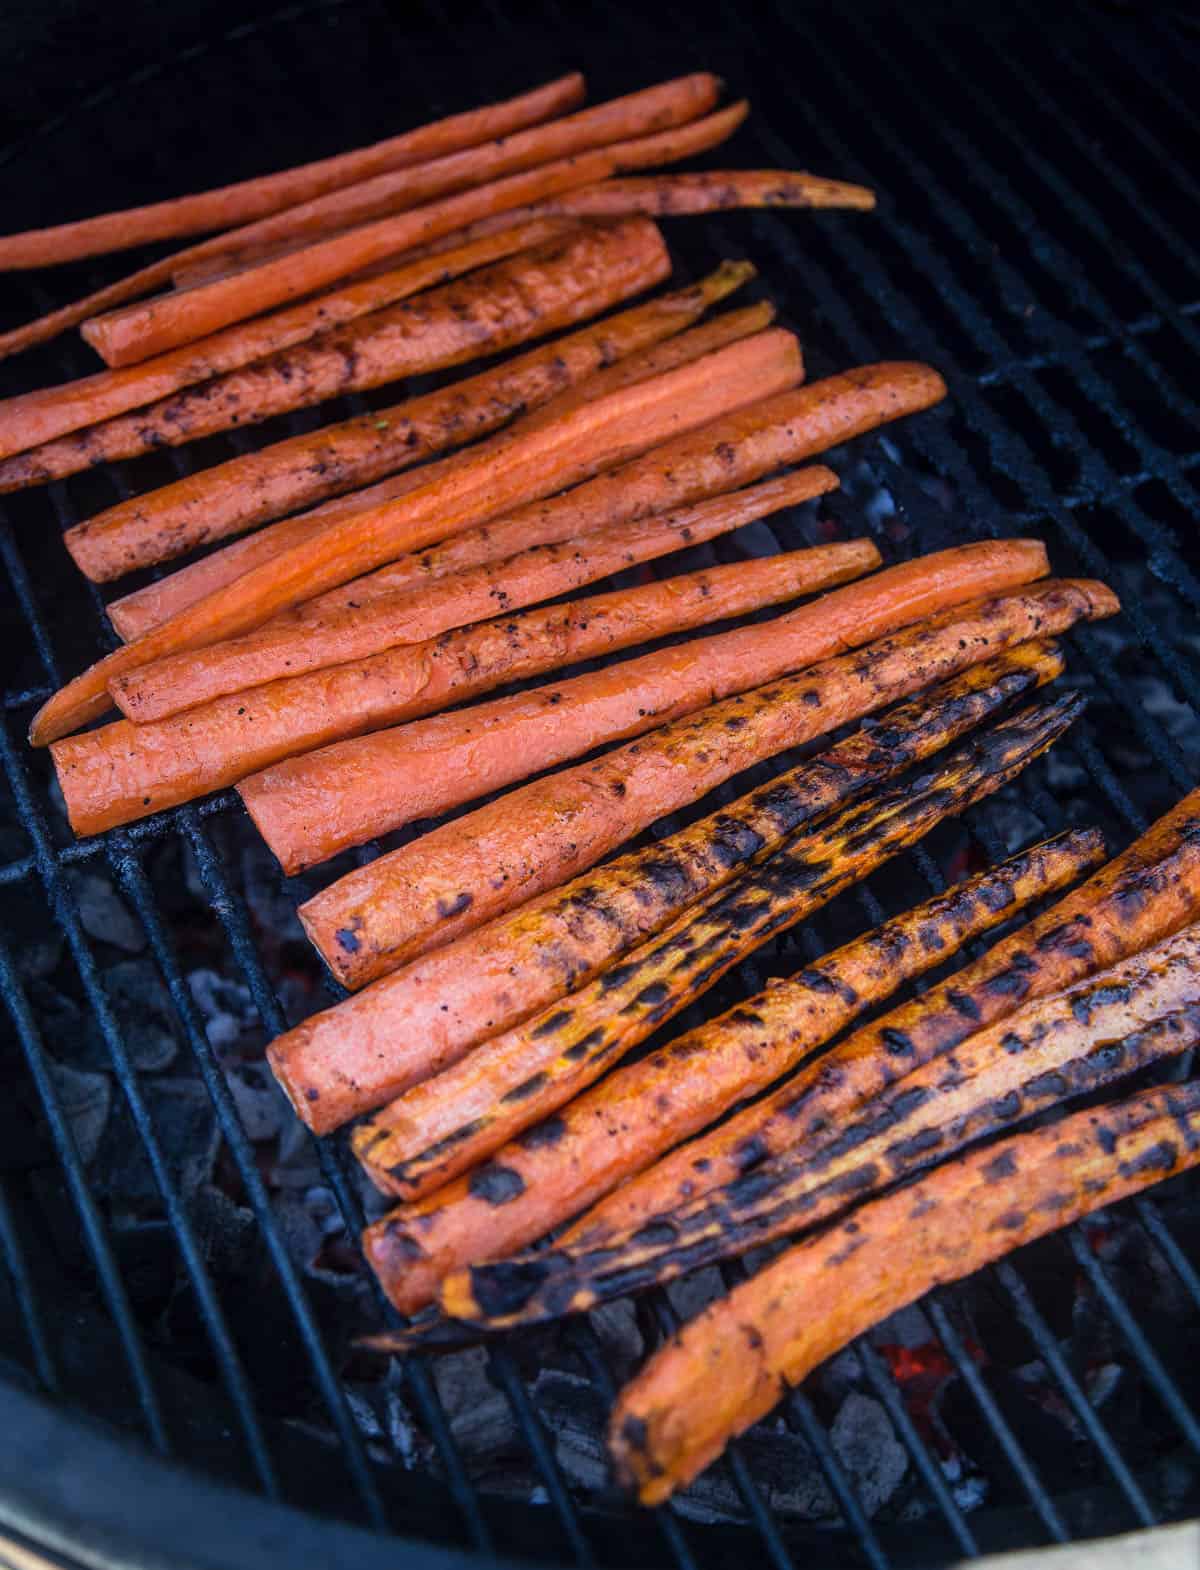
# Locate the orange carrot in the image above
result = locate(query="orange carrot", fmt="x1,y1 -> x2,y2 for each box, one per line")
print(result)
244,542 -> 939,874
55,502 -> 848,837
63,220 -> 669,576
30,329 -> 808,746
62,108 -> 736,370
0,221 -> 571,463
296,544 -> 1060,988
357,830 -> 1102,1308
268,645 -> 1064,1133
607,1079 -> 1200,1505
108,464 -> 838,726
79,78 -> 717,338
0,74 -> 585,272
65,264 -> 756,594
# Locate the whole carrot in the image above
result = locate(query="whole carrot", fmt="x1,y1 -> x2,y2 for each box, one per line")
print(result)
55,508 -> 851,837
76,77 -> 723,366
64,219 -> 670,578
107,469 -> 844,727
360,696 -> 1080,1313
0,74 -> 585,273
607,1078 -> 1200,1504
105,295 -> 774,646
297,546 -> 1064,988
30,330 -> 807,745
64,108 -> 736,369
76,265 -> 757,602
354,830 -> 1103,1334
0,222 -> 571,462
477,926 -> 1200,1329
269,643 -> 1065,1133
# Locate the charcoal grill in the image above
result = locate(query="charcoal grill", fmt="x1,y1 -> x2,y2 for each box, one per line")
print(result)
0,1 -> 1198,1565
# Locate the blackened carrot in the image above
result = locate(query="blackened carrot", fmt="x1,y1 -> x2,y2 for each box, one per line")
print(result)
298,545 -> 1063,988
359,696 -> 1081,1313
269,643 -> 1065,1133
606,1078 -> 1200,1504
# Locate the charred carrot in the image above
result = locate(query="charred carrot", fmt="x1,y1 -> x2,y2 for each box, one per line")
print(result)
358,696 -> 1081,1312
478,925 -> 1200,1329
569,783 -> 1200,1254
80,266 -> 757,606
63,221 -> 670,577
63,105 -> 741,369
76,78 -> 722,365
104,295 -> 774,646
56,509 -> 851,836
606,1077 -> 1200,1504
31,328 -> 804,745
0,222 -> 571,463
298,548 -> 1068,987
0,74 -> 585,273
358,830 -> 1106,1334
112,484 -> 845,737
270,643 -> 1066,1133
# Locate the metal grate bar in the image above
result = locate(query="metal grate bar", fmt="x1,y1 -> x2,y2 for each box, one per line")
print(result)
1133,1199 -> 1200,1314
0,1178 -> 59,1396
0,718 -> 283,1499
1066,1229 -> 1200,1457
927,1295 -> 1069,1544
0,932 -> 169,1451
991,1262 -> 1157,1528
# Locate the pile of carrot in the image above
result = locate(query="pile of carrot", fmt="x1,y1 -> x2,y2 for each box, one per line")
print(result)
12,64 -> 1188,1522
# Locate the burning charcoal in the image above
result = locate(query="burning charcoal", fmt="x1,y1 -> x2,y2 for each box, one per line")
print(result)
46,1059 -> 110,1164
70,871 -> 145,954
187,1183 -> 258,1279
343,1375 -> 423,1469
433,1347 -> 519,1464
93,1079 -> 218,1209
586,1300 -> 644,1381
186,967 -> 258,1052
269,1117 -> 323,1191
830,1392 -> 908,1518
102,958 -> 179,1071
974,794 -> 1046,855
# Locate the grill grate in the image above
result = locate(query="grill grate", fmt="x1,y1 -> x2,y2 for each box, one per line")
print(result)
0,1 -> 1198,1565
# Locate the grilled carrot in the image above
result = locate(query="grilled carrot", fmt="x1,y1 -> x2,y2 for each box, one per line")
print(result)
453,922 -> 1200,1329
159,78 -> 726,293
63,104 -> 741,369
86,266 -> 757,610
607,1077 -> 1200,1504
77,78 -> 723,366
105,296 -> 775,648
0,74 -> 585,273
359,696 -> 1080,1313
243,545 -> 910,873
31,329 -> 803,746
56,518 -> 851,836
63,221 -> 670,578
298,549 -> 1070,988
270,643 -> 1066,1133
570,784 -> 1200,1253
0,222 -> 572,464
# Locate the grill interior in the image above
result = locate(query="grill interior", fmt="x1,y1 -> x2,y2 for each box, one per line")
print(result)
0,1 -> 1198,1565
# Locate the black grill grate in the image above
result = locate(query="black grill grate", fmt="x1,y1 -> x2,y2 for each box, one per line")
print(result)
0,2 -> 1198,1565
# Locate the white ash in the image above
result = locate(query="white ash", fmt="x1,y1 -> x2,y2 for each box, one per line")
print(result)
223,1061 -> 287,1143
47,1060 -> 110,1164
186,967 -> 258,1052
433,1347 -> 518,1463
70,871 -> 144,954
831,1392 -> 908,1518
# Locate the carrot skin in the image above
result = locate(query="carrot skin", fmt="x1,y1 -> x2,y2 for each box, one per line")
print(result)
106,298 -> 778,664
269,642 -> 1066,1133
93,267 -> 759,619
299,545 -> 1065,988
360,695 -> 1080,1312
63,220 -> 671,578
0,221 -> 570,462
31,328 -> 805,746
0,74 -> 586,272
55,519 -> 851,837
